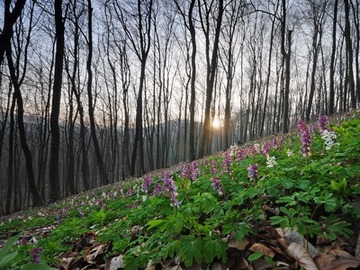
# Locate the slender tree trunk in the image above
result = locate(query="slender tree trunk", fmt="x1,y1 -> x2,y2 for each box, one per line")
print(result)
0,0 -> 26,66
306,30 -> 320,121
48,0 -> 64,202
350,0 -> 360,103
344,0 -> 356,109
329,0 -> 338,115
5,95 -> 16,214
198,0 -> 224,157
6,49 -> 44,206
282,30 -> 292,133
260,11 -> 276,137
131,62 -> 146,176
188,0 -> 197,161
86,0 -> 108,184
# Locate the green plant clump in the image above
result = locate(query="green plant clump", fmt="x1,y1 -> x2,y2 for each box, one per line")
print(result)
0,112 -> 359,269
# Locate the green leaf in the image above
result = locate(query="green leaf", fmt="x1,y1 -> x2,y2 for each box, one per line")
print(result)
0,251 -> 18,270
21,264 -> 57,270
270,216 -> 289,228
178,236 -> 203,267
248,251 -> 264,261
235,223 -> 252,240
146,219 -> 166,231
203,237 -> 227,263
222,223 -> 236,235
233,194 -> 244,205
0,233 -> 21,259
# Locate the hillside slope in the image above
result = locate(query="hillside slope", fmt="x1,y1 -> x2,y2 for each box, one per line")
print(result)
1,110 -> 360,270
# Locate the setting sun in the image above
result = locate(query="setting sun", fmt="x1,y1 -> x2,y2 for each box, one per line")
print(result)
212,118 -> 221,129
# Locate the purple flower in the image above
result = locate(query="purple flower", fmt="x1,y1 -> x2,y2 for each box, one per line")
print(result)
210,177 -> 223,196
180,161 -> 200,182
162,173 -> 180,207
318,115 -> 329,133
261,143 -> 270,156
152,183 -> 165,196
125,188 -> 134,197
55,210 -> 63,221
142,175 -> 153,193
247,164 -> 259,180
98,199 -> 105,209
55,208 -> 68,221
211,165 -> 217,174
246,146 -> 255,156
31,247 -> 42,264
223,151 -> 231,173
297,120 -> 312,157
237,148 -> 246,160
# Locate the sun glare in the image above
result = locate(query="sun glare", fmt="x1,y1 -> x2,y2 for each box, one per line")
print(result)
212,118 -> 221,129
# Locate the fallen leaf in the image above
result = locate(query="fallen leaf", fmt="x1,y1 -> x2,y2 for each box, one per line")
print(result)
228,238 -> 250,250
105,254 -> 125,270
74,232 -> 98,252
249,243 -> 276,258
85,243 -> 107,263
286,242 -> 319,270
314,249 -> 360,270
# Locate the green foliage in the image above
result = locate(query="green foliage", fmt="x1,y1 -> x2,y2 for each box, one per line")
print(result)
0,234 -> 20,270
1,113 -> 360,268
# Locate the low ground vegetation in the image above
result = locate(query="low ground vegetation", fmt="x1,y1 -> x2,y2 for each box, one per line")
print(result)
1,110 -> 360,270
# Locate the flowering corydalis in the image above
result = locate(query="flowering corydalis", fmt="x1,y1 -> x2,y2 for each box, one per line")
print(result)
318,115 -> 329,133
162,173 -> 180,207
31,247 -> 42,264
180,161 -> 200,182
210,177 -> 223,196
286,149 -> 294,157
247,164 -> 259,180
297,120 -> 312,157
266,155 -> 278,168
229,144 -> 239,158
321,130 -> 338,150
142,175 -> 154,193
237,148 -> 246,160
223,151 -> 232,173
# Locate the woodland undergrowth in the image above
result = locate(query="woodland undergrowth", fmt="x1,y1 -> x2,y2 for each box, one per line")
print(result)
0,110 -> 360,270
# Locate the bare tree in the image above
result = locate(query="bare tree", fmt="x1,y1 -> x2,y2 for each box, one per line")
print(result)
343,0 -> 356,109
5,2 -> 44,207
174,0 -> 198,161
219,0 -> 244,148
197,0 -> 224,157
0,0 -> 26,66
328,0 -> 338,115
48,0 -> 65,202
112,0 -> 154,176
304,0 -> 328,121
281,0 -> 292,133
86,0 -> 109,184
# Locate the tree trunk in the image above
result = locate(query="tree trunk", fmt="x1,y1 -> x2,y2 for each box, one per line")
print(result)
0,0 -> 26,66
198,0 -> 224,158
48,0 -> 64,202
87,0 -> 108,184
344,0 -> 356,109
6,49 -> 44,207
329,0 -> 338,115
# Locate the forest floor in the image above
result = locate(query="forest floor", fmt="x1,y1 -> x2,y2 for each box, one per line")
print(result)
1,111 -> 360,270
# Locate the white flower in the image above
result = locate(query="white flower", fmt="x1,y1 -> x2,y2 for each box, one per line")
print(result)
321,130 -> 338,150
229,144 -> 239,157
266,155 -> 277,168
254,143 -> 261,153
286,149 -> 294,157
